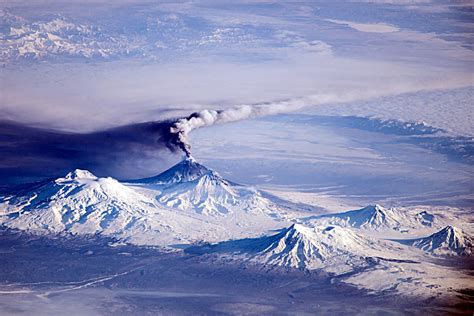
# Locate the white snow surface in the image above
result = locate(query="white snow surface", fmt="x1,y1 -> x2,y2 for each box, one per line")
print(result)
0,12 -> 134,63
188,221 -> 473,300
191,223 -> 417,275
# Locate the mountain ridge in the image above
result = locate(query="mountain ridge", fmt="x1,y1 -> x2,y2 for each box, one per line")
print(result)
313,204 -> 438,232
0,163 -> 289,246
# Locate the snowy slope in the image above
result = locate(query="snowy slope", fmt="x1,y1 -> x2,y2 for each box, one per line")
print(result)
0,169 -> 162,239
132,156 -> 212,184
0,168 -> 290,246
410,225 -> 473,256
312,204 -> 440,232
0,169 -> 202,245
130,156 -> 282,216
186,223 -> 415,274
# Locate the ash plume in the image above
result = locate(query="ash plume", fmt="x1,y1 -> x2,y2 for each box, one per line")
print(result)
169,93 -> 348,157
0,120 -> 180,186
1,92 -> 380,186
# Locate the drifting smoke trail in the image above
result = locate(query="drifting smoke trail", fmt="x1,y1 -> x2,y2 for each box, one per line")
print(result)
170,93 -> 354,156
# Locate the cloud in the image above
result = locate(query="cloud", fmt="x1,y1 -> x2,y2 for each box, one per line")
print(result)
169,82 -> 474,156
4,80 -> 471,186
350,0 -> 431,4
326,19 -> 399,33
2,47 -> 471,133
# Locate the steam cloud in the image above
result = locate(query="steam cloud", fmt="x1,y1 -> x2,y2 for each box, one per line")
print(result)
170,93 -> 353,156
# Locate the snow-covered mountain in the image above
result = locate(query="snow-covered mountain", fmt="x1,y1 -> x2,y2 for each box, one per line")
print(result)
0,169 -> 218,246
0,169 -> 161,238
132,156 -> 215,185
313,204 -> 438,232
0,11 -> 135,64
130,156 -> 281,216
1,164 -> 471,302
410,225 -> 473,256
0,166 -> 289,246
186,223 -> 414,274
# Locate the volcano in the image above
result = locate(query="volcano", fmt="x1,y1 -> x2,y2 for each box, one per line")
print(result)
186,223 -> 415,274
410,225 -> 473,256
129,156 -> 215,185
0,169 -> 163,241
0,162 -> 289,246
131,157 -> 280,216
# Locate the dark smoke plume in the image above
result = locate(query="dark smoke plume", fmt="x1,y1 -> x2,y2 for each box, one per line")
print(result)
0,119 -> 183,186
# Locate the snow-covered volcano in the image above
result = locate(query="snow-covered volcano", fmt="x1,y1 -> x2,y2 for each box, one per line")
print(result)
410,225 -> 473,256
313,204 -> 439,232
0,169 -> 216,246
130,156 -> 214,185
0,167 -> 290,246
131,157 -> 280,216
186,223 -> 414,274
0,169 -> 161,239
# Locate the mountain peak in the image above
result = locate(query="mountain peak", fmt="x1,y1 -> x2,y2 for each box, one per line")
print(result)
440,225 -> 457,233
131,157 -> 224,185
285,223 -> 313,236
126,157 -> 273,216
61,169 -> 97,181
362,204 -> 391,221
363,204 -> 385,214
431,225 -> 464,242
430,225 -> 463,241
157,157 -> 212,184
412,225 -> 472,256
319,204 -> 402,231
184,154 -> 197,163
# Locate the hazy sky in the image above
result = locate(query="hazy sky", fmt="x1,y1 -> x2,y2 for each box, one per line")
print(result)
1,0 -> 472,131
0,0 -> 472,183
